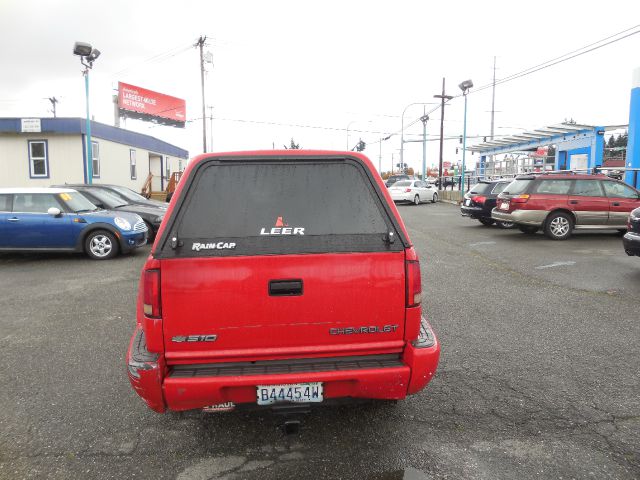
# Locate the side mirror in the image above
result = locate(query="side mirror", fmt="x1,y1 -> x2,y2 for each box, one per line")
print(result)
47,207 -> 62,217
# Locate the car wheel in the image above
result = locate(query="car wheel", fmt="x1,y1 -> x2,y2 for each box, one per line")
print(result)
85,230 -> 119,260
497,221 -> 516,229
518,225 -> 539,234
413,195 -> 420,205
544,212 -> 574,240
431,193 -> 438,203
478,217 -> 494,226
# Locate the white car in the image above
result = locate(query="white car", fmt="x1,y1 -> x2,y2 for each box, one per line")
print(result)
388,180 -> 438,205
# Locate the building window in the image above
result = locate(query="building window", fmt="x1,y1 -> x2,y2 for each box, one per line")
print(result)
165,156 -> 171,180
91,141 -> 100,178
178,159 -> 183,172
28,140 -> 49,178
130,149 -> 137,180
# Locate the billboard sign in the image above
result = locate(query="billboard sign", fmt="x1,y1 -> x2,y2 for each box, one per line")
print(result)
117,82 -> 186,127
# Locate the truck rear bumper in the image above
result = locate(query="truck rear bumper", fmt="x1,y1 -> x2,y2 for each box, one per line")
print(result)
127,321 -> 440,413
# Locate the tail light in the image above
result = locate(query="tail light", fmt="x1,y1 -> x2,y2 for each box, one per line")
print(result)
511,194 -> 530,205
406,260 -> 422,307
143,269 -> 162,318
405,188 -> 412,193
472,195 -> 486,205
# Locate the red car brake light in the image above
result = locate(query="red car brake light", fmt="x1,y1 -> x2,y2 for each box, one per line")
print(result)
511,194 -> 530,204
406,260 -> 422,307
143,269 -> 162,318
472,195 -> 486,205
405,188 -> 412,193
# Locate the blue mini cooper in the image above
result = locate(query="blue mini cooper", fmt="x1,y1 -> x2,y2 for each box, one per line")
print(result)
0,188 -> 147,260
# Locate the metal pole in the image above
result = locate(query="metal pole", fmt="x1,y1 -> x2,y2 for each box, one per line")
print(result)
84,70 -> 93,184
421,112 -> 428,181
490,56 -> 496,141
208,106 -> 214,150
197,36 -> 207,153
434,78 -> 453,181
379,137 -> 382,174
461,92 -> 468,194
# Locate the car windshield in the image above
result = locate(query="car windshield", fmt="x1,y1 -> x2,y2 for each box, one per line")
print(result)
108,185 -> 149,203
503,179 -> 533,195
394,181 -> 411,187
469,183 -> 492,194
57,191 -> 98,213
85,188 -> 129,209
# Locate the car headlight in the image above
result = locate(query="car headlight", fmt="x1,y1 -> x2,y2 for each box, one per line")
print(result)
154,216 -> 164,223
114,217 -> 132,231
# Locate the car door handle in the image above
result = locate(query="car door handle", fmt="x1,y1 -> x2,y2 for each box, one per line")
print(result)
612,202 -> 621,206
7,217 -> 19,222
269,279 -> 303,296
569,200 -> 578,204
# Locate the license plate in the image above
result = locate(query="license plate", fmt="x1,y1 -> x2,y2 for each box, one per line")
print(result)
256,382 -> 323,405
500,202 -> 509,210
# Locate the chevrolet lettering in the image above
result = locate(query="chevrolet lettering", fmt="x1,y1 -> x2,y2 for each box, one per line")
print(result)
329,325 -> 400,335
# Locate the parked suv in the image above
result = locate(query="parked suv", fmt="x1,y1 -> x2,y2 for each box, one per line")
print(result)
126,151 -> 440,413
460,179 -> 514,228
0,188 -> 147,259
623,207 -> 640,257
491,173 -> 640,240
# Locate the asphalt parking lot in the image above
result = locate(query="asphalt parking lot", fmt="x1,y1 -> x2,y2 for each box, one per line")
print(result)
1,202 -> 638,479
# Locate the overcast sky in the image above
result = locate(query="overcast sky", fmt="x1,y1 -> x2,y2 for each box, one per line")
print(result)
1,0 -> 639,174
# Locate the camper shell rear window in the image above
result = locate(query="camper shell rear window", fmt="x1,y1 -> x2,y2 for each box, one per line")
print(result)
157,157 -> 405,257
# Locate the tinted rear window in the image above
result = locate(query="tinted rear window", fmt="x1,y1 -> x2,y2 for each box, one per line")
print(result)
503,179 -> 533,195
165,160 -> 401,256
469,183 -> 492,194
394,181 -> 411,187
491,183 -> 509,194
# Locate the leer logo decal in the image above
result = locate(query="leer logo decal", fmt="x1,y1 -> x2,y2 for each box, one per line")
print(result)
192,242 -> 236,251
260,216 -> 305,236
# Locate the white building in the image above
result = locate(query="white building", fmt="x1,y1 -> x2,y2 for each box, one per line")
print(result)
0,117 -> 189,192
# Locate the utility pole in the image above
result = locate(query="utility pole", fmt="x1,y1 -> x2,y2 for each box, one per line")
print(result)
48,97 -> 59,117
490,56 -> 496,141
433,78 -> 453,180
195,35 -> 207,153
208,105 -> 214,151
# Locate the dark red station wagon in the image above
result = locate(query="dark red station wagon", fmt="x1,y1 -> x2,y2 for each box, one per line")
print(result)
126,151 -> 440,413
491,173 -> 640,240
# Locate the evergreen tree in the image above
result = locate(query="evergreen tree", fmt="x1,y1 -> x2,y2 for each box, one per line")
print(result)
607,135 -> 616,148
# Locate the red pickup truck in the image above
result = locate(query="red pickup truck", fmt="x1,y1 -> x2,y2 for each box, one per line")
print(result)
126,151 -> 440,413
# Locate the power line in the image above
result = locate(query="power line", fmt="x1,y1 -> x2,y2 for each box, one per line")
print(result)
459,24 -> 640,98
111,42 -> 194,77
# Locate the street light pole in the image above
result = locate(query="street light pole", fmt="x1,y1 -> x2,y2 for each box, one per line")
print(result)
73,42 -> 100,185
84,71 -> 93,183
458,79 -> 473,194
400,102 -> 436,172
420,112 -> 429,181
379,134 -> 393,174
